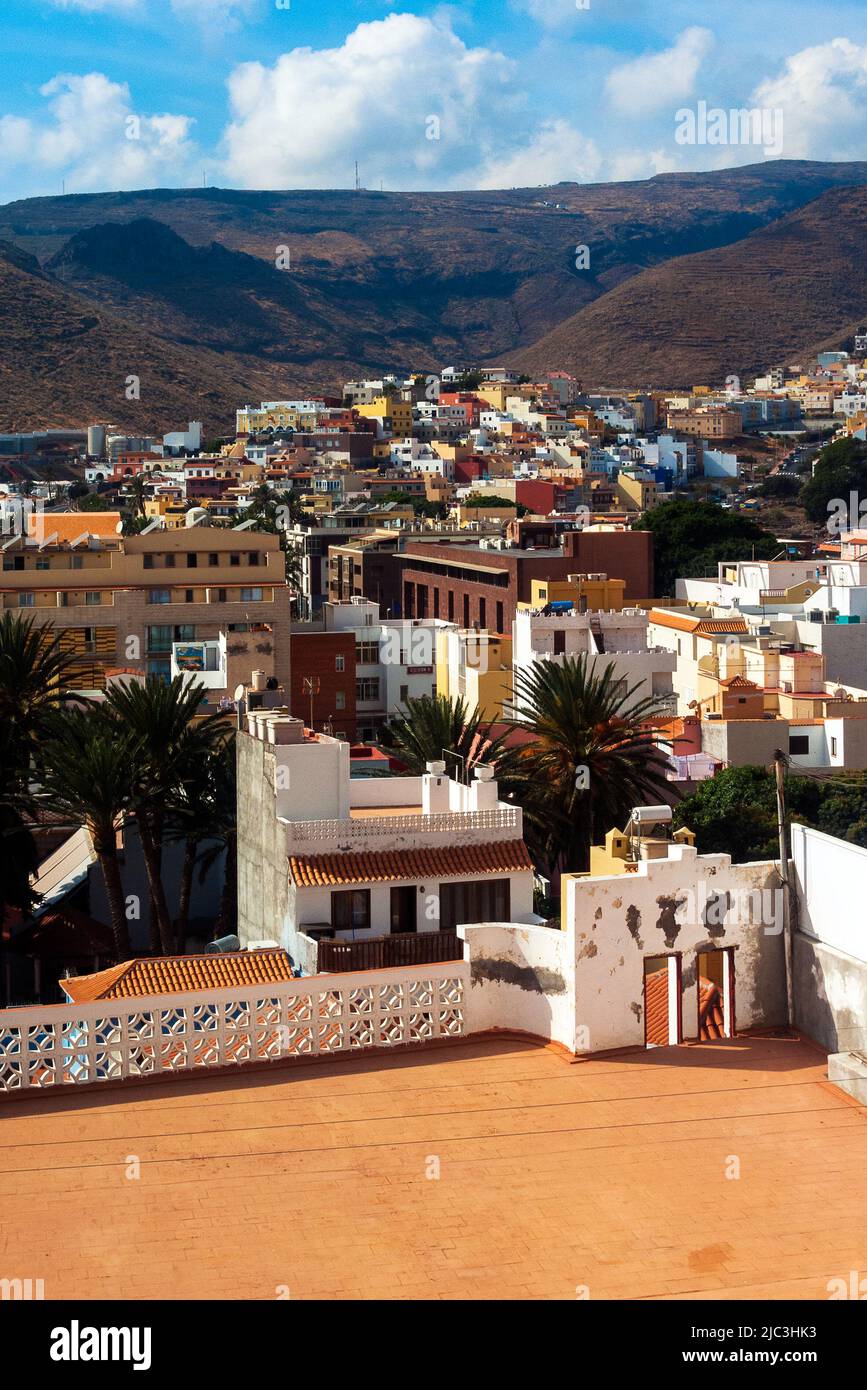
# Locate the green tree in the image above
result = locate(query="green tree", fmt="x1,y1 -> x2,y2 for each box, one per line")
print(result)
38,708 -> 135,960
634,500 -> 779,596
103,676 -> 228,954
169,735 -> 237,949
380,693 -> 510,777
506,657 -> 672,875
800,437 -> 867,531
0,613 -> 81,917
673,765 -> 824,862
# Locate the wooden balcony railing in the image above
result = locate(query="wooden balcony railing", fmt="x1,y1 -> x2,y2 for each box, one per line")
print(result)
316,932 -> 464,974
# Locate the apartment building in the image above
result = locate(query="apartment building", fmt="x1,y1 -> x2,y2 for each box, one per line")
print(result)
327,534 -> 402,612
398,528 -> 653,631
0,512 -> 290,702
510,606 -> 677,721
323,598 -> 440,740
236,713 -> 535,971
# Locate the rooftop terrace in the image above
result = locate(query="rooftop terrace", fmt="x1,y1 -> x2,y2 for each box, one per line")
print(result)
2,1034 -> 864,1300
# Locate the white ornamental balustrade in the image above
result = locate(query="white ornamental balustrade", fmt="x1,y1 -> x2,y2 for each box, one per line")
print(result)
0,963 -> 467,1094
289,807 -> 519,845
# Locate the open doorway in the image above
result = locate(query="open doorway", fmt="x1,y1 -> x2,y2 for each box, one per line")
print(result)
644,955 -> 681,1048
390,885 -> 417,933
697,948 -> 735,1040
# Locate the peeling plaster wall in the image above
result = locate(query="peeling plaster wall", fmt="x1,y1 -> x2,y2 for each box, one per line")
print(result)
563,846 -> 787,1053
459,922 -> 576,1051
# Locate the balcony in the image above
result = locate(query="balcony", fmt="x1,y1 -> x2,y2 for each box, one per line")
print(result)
316,932 -> 464,973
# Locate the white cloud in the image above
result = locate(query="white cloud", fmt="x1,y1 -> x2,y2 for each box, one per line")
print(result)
221,13 -> 518,190
0,73 -> 198,196
474,119 -> 600,188
605,26 -> 713,115
169,0 -> 258,30
752,38 -> 867,160
49,0 -> 143,12
515,0 -> 591,29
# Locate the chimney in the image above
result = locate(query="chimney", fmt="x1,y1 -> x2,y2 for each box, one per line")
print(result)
468,763 -> 499,811
422,759 -> 450,814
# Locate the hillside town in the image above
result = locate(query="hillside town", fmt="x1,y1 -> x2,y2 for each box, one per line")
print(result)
5,349 -> 867,1315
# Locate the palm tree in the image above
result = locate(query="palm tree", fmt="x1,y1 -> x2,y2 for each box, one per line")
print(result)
169,735 -> 237,950
38,709 -> 134,960
507,656 -> 674,877
126,474 -> 148,520
102,676 -> 228,954
0,614 -> 80,918
0,611 -> 80,748
380,692 -> 511,777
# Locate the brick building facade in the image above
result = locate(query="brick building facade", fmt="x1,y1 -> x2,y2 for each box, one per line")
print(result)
289,629 -> 357,738
397,530 -> 653,632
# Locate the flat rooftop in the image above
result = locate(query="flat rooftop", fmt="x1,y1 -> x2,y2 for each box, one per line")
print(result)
2,1035 -> 864,1300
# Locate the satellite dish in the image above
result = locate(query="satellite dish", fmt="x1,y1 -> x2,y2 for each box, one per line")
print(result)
233,684 -> 245,702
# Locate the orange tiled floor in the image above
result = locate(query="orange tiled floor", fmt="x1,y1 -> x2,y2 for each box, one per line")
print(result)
1,1035 -> 865,1300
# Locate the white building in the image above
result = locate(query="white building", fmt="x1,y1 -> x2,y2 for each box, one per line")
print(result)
323,598 -> 441,739
510,607 -> 677,717
236,713 -> 536,972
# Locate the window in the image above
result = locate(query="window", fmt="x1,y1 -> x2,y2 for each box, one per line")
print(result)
208,553 -> 219,567
247,552 -> 260,566
148,589 -> 171,605
331,889 -> 371,932
147,625 -> 172,653
335,653 -> 345,672
164,554 -> 175,569
496,601 -> 504,633
186,553 -> 198,568
184,590 -> 194,603
18,592 -> 34,608
356,677 -> 380,702
230,553 -> 240,567
335,691 -> 346,710
448,590 -> 455,622
240,587 -> 263,602
463,594 -> 470,627
35,556 -> 49,571
439,878 -> 510,931
831,736 -> 838,758
400,684 -> 409,703
3,556 -> 24,571
356,640 -> 378,664
789,734 -> 810,756
434,588 -> 440,619
143,554 -> 154,570
215,588 -> 227,603
85,591 -> 101,606
479,597 -> 486,629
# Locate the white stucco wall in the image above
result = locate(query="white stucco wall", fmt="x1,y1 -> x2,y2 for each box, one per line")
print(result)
563,846 -> 786,1053
459,922 -> 576,1051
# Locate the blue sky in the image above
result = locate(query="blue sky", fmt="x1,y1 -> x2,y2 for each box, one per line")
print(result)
3,0 -> 867,202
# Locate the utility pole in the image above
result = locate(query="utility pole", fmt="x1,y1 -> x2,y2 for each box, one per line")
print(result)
774,749 -> 795,1030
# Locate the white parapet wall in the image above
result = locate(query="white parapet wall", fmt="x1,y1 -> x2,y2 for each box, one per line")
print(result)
0,962 -> 469,1094
792,823 -> 867,1053
459,922 -> 577,1052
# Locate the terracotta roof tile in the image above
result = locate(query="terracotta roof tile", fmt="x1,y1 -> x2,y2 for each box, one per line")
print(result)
289,839 -> 532,888
694,619 -> 749,636
63,949 -> 295,1002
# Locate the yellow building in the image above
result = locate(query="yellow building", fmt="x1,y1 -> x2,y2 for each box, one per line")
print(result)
520,574 -> 627,613
586,821 -> 696,878
616,473 -> 659,512
435,627 -> 513,721
354,396 -> 413,435
453,500 -> 517,528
